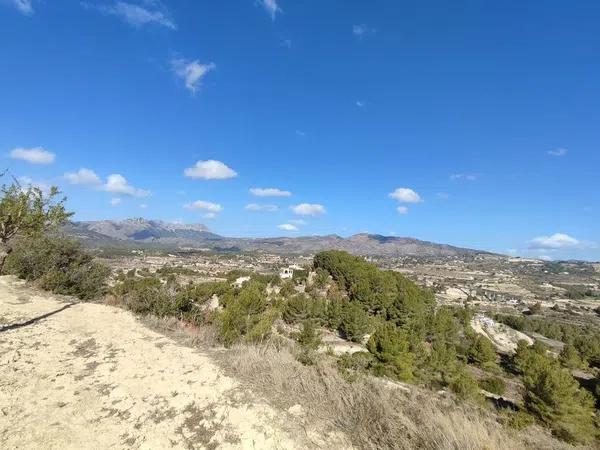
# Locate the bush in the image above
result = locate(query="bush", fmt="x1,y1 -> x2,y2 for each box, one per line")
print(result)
502,410 -> 535,431
449,367 -> 481,402
283,294 -> 325,324
217,281 -> 274,346
467,335 -> 497,369
295,320 -> 322,365
367,322 -> 415,382
5,234 -> 109,300
479,376 -> 506,396
339,301 -> 371,342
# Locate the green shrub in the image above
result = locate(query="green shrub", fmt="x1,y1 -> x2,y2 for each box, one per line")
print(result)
502,410 -> 535,431
283,294 -> 325,324
295,320 -> 322,365
5,235 -> 109,300
367,322 -> 415,382
467,335 -> 497,368
479,376 -> 506,396
339,301 -> 371,342
217,281 -> 271,347
449,367 -> 481,402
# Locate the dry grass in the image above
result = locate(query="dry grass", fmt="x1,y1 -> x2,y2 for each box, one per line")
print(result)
217,343 -> 584,450
133,314 -> 587,450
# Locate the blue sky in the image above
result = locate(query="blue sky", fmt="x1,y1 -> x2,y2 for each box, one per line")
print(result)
1,0 -> 599,260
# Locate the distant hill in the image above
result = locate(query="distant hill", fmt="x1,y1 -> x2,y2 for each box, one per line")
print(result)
65,218 -> 488,257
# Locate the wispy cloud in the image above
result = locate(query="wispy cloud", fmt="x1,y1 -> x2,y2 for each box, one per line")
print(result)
102,174 -> 150,197
450,173 -> 477,181
355,100 -> 365,107
9,147 -> 55,164
110,197 -> 122,206
291,203 -> 326,216
3,0 -> 33,15
245,203 -> 278,212
388,188 -> 422,203
171,58 -> 215,94
278,223 -> 298,231
353,24 -> 375,38
436,192 -> 450,200
64,168 -> 102,185
82,1 -> 176,29
260,0 -> 281,20
548,147 -> 568,157
397,206 -> 408,214
184,160 -> 237,180
184,200 -> 223,213
250,187 -> 291,197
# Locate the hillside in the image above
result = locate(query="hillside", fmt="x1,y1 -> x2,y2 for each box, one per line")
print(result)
65,218 -> 487,257
0,276 -> 341,449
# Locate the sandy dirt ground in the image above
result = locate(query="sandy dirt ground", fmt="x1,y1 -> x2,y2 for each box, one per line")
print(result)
0,276 -> 338,450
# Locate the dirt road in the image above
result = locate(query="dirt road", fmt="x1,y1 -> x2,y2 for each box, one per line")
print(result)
0,276 -> 317,449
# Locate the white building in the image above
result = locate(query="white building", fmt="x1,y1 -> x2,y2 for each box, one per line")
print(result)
279,267 -> 294,279
232,276 -> 251,289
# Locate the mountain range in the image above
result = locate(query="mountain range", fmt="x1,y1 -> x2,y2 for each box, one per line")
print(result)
64,218 -> 489,258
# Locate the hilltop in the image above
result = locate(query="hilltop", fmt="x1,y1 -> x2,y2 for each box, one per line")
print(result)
65,218 -> 488,258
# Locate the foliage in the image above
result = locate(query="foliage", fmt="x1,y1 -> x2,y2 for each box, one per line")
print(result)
217,281 -> 275,346
559,344 -> 586,370
295,320 -> 322,365
467,334 -> 497,369
313,250 -> 434,328
367,322 -> 415,382
5,234 -> 109,300
479,376 -> 506,396
339,301 -> 371,342
282,294 -> 325,324
0,176 -> 71,273
448,366 -> 481,402
514,340 -> 598,443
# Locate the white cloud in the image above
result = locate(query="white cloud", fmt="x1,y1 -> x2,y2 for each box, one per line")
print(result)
290,203 -> 326,216
184,200 -> 223,213
64,168 -> 102,185
4,0 -> 33,14
139,203 -> 148,209
249,187 -> 291,197
203,212 -> 217,219
102,174 -> 150,197
450,173 -> 477,181
397,206 -> 408,214
548,147 -> 568,157
184,160 -> 237,180
245,203 -> 278,212
352,24 -> 375,38
356,100 -> 365,107
278,223 -> 298,231
110,198 -> 122,206
171,58 -> 215,94
388,188 -> 422,203
9,147 -> 55,164
260,0 -> 280,20
83,1 -> 176,29
529,233 -> 580,250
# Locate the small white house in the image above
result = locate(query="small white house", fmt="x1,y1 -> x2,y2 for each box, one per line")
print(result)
232,276 -> 251,289
279,267 -> 294,279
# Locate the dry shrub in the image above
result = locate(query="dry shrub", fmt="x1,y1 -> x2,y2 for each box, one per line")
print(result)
139,315 -> 220,347
218,343 -> 585,450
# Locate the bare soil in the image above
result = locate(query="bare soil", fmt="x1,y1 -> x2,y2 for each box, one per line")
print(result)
0,276 -> 335,449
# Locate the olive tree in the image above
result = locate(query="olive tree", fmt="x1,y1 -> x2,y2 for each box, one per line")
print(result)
0,175 -> 71,273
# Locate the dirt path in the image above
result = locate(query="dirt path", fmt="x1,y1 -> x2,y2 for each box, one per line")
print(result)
0,276 -> 320,449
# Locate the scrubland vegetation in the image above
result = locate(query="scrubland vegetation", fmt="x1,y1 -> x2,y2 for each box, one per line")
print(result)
1,177 -> 599,448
